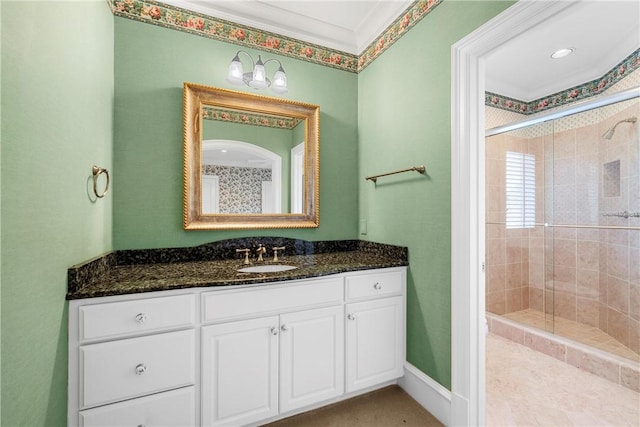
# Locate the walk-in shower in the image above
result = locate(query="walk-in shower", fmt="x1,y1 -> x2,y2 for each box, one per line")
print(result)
484,87 -> 640,368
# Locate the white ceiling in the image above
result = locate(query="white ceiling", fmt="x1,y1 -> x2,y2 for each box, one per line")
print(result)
159,0 -> 640,101
161,0 -> 413,55
485,1 -> 640,102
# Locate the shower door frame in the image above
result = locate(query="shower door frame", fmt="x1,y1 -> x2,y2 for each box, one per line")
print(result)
485,87 -> 640,137
485,86 -> 639,336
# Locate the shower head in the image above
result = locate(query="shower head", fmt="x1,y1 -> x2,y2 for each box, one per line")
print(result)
603,126 -> 618,140
603,116 -> 637,139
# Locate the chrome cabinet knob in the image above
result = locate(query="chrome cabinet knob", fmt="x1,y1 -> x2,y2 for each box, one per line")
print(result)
270,326 -> 279,336
281,324 -> 288,332
137,425 -> 146,427
373,282 -> 382,290
135,363 -> 147,375
135,313 -> 147,324
347,313 -> 356,321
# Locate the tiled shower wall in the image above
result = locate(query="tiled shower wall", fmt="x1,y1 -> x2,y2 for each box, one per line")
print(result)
485,131 -> 535,315
597,102 -> 640,354
549,100 -> 639,356
485,100 -> 639,355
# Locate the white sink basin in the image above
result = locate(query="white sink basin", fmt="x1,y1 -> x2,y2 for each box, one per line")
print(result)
237,265 -> 298,273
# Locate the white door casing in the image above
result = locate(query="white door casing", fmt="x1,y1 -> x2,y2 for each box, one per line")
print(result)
451,1 -> 575,425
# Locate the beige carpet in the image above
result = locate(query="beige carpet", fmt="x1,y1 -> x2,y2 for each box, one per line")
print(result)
264,385 -> 443,427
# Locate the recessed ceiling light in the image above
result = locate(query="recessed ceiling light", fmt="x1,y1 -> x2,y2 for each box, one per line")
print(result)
221,149 -> 228,153
550,48 -> 575,59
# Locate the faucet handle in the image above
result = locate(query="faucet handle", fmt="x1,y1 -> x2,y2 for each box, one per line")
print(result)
272,246 -> 285,262
236,248 -> 250,265
256,244 -> 267,262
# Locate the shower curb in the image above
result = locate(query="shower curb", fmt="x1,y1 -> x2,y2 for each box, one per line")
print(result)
486,313 -> 639,393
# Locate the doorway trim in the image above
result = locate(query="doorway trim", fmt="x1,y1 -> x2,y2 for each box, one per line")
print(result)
450,1 -> 575,425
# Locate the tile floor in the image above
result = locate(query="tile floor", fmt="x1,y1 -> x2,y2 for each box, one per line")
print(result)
486,333 -> 640,426
503,308 -> 639,362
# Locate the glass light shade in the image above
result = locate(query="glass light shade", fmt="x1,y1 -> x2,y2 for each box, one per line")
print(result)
226,55 -> 244,85
271,67 -> 288,94
249,56 -> 268,88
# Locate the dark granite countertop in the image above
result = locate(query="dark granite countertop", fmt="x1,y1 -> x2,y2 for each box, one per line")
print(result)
67,238 -> 408,300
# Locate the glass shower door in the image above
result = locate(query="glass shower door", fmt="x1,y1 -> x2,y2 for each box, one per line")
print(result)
485,120 -> 554,332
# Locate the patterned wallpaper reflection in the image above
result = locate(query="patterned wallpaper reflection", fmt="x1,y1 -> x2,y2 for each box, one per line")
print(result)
203,165 -> 272,213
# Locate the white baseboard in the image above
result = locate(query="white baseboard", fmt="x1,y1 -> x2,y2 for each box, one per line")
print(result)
398,363 -> 451,426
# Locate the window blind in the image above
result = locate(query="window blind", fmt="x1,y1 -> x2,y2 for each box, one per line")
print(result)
505,151 -> 535,229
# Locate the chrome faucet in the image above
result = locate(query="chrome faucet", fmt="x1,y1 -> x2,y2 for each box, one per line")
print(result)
256,244 -> 267,262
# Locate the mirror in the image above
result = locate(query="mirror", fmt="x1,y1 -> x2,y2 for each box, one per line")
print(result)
201,116 -> 305,214
183,83 -> 320,230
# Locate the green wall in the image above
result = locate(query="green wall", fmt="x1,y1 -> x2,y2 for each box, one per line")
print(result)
358,1 -> 513,388
0,1 -> 114,425
113,18 -> 359,249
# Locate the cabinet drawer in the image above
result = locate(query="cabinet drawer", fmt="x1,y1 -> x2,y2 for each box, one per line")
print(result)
79,386 -> 195,427
79,294 -> 195,341
345,270 -> 403,301
202,277 -> 343,323
80,329 -> 195,409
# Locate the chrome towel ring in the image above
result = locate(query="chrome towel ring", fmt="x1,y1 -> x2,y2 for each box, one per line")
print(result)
92,165 -> 110,198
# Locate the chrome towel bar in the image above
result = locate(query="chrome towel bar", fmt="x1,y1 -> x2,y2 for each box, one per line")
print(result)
366,165 -> 426,183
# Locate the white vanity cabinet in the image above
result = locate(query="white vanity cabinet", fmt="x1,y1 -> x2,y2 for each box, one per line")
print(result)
68,266 -> 406,427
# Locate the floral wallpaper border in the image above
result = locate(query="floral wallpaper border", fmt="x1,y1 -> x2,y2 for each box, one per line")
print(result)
108,0 -> 442,74
486,48 -> 640,115
358,0 -> 442,72
202,106 -> 302,129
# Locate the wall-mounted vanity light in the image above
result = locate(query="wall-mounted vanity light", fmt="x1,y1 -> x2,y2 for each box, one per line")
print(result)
226,50 -> 288,94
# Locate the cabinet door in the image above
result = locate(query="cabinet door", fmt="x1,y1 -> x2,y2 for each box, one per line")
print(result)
345,296 -> 404,392
202,316 -> 279,426
279,305 -> 344,413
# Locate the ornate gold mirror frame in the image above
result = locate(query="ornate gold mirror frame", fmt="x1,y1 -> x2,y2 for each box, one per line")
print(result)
183,83 -> 320,230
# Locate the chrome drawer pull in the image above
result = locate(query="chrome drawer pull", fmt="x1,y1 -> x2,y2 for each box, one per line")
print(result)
135,363 -> 147,375
135,313 -> 147,324
374,282 -> 382,290
347,313 -> 356,321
